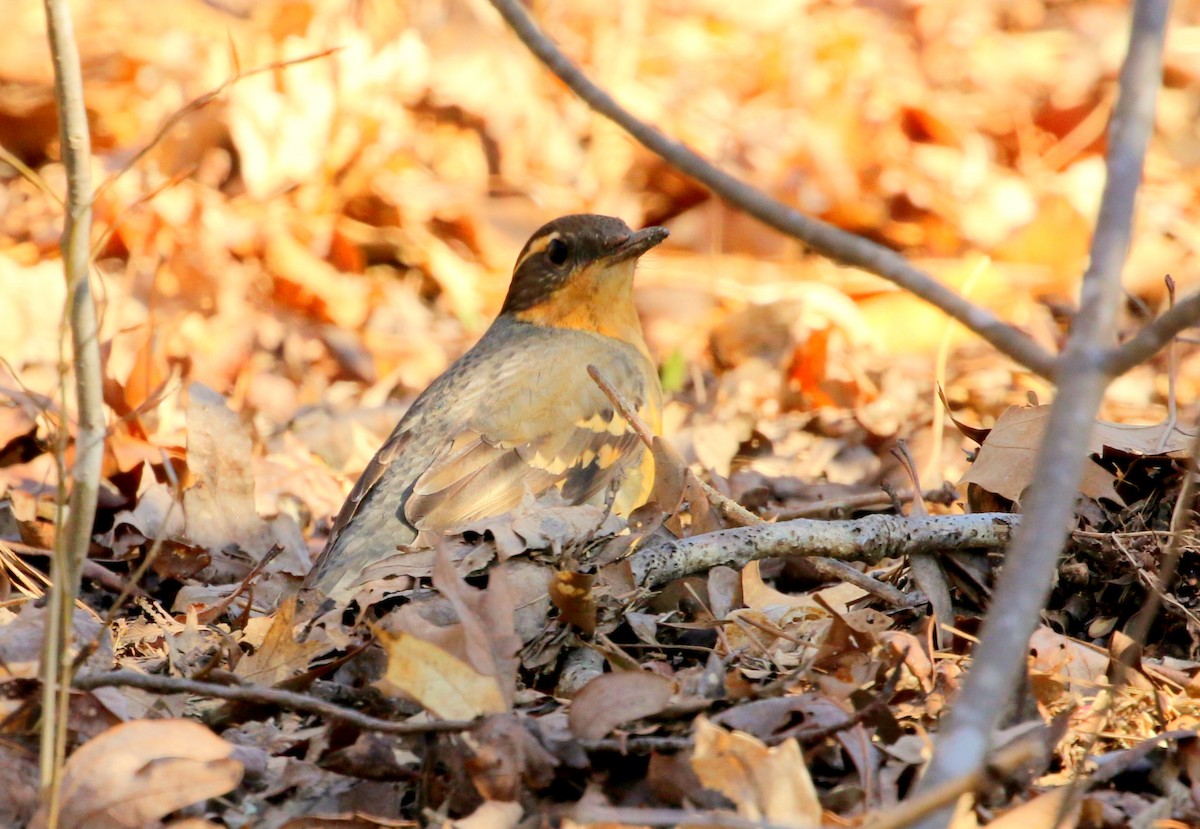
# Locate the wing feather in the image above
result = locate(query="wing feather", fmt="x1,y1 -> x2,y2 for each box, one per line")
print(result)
305,321 -> 661,601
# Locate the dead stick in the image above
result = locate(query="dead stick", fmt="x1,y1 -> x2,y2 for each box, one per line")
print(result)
74,670 -> 474,736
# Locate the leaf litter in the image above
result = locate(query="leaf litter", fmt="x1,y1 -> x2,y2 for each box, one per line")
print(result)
1,0 -> 1200,827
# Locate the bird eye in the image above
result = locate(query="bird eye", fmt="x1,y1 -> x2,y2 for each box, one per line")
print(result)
546,238 -> 569,266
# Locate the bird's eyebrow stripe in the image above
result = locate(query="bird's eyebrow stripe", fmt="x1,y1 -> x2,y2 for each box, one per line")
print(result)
513,232 -> 561,273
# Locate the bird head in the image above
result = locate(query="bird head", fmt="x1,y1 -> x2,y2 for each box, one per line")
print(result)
500,215 -> 668,321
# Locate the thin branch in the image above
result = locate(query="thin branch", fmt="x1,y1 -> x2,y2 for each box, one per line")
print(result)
73,670 -> 475,736
910,4 -> 1169,827
91,48 -> 338,208
0,142 -> 63,206
489,0 -> 1057,378
627,513 -> 1018,589
803,556 -> 916,608
39,0 -> 105,821
1105,287 -> 1200,376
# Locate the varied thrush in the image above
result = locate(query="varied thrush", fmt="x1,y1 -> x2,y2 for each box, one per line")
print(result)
304,214 -> 667,601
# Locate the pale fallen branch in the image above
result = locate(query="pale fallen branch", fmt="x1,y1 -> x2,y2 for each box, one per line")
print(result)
629,513 -> 1017,589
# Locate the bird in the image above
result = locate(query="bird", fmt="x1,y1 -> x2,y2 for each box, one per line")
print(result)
303,214 -> 667,602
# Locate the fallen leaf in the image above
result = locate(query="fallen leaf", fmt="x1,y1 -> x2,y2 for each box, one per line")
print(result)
30,719 -> 242,829
1028,626 -> 1110,702
465,713 -> 558,801
455,491 -> 624,561
550,569 -> 597,635
233,598 -> 324,686
690,717 -> 822,828
568,671 -> 676,740
376,628 -> 506,720
741,560 -> 868,623
181,383 -> 307,573
959,406 -> 1123,504
182,383 -> 274,567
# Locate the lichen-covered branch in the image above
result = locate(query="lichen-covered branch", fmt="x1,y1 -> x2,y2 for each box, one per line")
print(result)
629,513 -> 1018,589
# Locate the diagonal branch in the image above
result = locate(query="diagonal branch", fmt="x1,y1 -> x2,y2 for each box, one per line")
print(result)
487,0 -> 1058,378
909,3 -> 1170,827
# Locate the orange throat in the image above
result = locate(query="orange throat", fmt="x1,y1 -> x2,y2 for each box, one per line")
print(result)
513,262 -> 651,357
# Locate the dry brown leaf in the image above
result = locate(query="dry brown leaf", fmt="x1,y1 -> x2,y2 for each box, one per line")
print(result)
690,717 -> 822,829
465,713 -> 558,801
568,671 -> 676,740
455,491 -> 624,562
1028,626 -> 1110,702
233,598 -> 324,686
178,385 -> 310,577
958,406 -> 1125,505
97,481 -> 185,558
30,719 -> 242,829
0,401 -> 38,464
712,693 -> 848,743
265,231 -> 370,329
650,434 -> 724,539
423,549 -> 522,707
376,627 -> 506,720
0,739 -> 38,828
741,560 -> 869,623
550,569 -> 597,635
182,383 -> 274,565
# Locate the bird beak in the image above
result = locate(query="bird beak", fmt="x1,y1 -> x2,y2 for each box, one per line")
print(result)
606,226 -> 669,264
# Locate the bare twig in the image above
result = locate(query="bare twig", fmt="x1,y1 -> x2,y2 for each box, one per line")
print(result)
629,513 -> 1018,589
0,142 -> 62,206
90,48 -> 338,208
767,485 -> 959,520
491,0 -> 1057,377
910,4 -> 1169,827
39,0 -> 105,821
73,670 -> 474,736
803,556 -> 915,608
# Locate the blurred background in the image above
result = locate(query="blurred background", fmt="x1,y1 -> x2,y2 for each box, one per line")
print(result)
3,0 -> 1200,540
